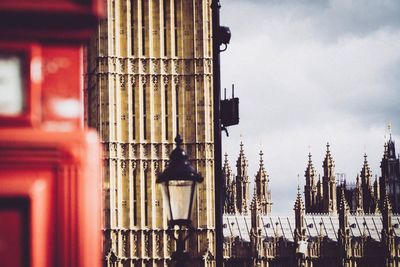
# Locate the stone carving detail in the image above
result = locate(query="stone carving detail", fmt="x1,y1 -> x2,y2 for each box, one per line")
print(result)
155,232 -> 162,256
142,76 -> 148,86
131,144 -> 138,158
206,58 -> 212,73
163,75 -> 169,85
151,75 -> 158,91
120,160 -> 127,176
130,75 -> 136,86
185,76 -> 192,91
122,231 -> 129,257
154,144 -> 161,159
132,233 -> 138,257
129,59 -> 136,73
119,58 -> 124,72
120,75 -> 125,89
162,59 -> 169,72
151,59 -> 159,73
121,143 -> 128,157
167,234 -> 172,255
143,160 -> 149,171
173,59 -> 179,73
112,143 -> 118,154
112,57 -> 117,71
153,161 -> 159,174
141,59 -> 147,73
131,160 -> 137,171
143,144 -> 151,158
173,75 -> 180,86
144,231 -> 152,257
184,59 -> 191,73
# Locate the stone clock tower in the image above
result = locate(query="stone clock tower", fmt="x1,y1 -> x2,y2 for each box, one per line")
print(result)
85,0 -> 215,266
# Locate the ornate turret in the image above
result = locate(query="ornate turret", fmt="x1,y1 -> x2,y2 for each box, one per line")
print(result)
236,142 -> 250,214
388,134 -> 396,159
294,180 -> 305,243
361,154 -> 375,213
322,143 -> 337,213
250,192 -> 263,266
381,194 -> 395,266
338,188 -> 350,231
380,134 -> 400,213
373,175 -> 380,212
338,188 -> 351,265
316,174 -> 323,212
354,174 -> 363,215
254,150 -> 272,214
304,152 -> 318,213
223,153 -> 236,214
251,192 -> 261,230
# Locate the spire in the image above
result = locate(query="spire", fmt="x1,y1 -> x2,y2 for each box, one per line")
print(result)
236,142 -> 250,214
323,142 -> 334,169
250,190 -> 260,229
294,177 -> 304,211
383,142 -> 389,159
338,187 -> 350,230
304,151 -> 317,213
361,153 -> 372,184
223,153 -> 235,214
254,150 -> 271,214
305,152 -> 316,182
355,174 -> 363,215
360,153 -> 375,214
382,195 -> 393,233
294,176 -> 305,241
322,143 -> 337,213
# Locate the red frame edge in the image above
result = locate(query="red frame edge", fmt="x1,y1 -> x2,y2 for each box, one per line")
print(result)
0,42 -> 41,127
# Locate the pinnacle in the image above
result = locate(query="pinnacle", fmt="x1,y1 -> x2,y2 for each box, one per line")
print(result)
339,187 -> 349,212
259,150 -> 264,166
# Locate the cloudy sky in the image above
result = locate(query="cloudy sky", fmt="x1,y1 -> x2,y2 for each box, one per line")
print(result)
219,0 -> 400,214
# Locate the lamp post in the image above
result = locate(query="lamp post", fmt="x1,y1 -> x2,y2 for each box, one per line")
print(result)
211,0 -> 231,266
157,134 -> 203,267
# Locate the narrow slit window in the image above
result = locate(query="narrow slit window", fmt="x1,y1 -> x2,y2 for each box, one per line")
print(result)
144,170 -> 149,226
163,0 -> 168,57
130,0 -> 135,56
173,0 -> 178,56
175,85 -> 179,134
143,85 -> 147,140
133,168 -> 137,226
165,86 -> 169,140
132,85 -> 136,140
112,0 -> 116,55
141,1 -> 146,56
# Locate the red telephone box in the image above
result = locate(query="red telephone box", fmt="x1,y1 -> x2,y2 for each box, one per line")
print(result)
0,1 -> 104,266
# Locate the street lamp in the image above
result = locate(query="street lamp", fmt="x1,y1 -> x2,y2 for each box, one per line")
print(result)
157,134 -> 203,267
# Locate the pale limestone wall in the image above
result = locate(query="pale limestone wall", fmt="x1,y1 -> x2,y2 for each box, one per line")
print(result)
85,1 -> 215,266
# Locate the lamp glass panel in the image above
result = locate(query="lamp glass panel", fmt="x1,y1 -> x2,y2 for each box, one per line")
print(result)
168,180 -> 194,221
160,182 -> 172,221
0,55 -> 24,115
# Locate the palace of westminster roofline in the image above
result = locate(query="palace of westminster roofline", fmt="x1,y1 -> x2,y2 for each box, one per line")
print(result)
222,135 -> 400,266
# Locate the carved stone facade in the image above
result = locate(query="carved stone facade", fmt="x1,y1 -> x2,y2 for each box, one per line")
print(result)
223,143 -> 272,216
304,138 -> 400,216
85,1 -> 215,266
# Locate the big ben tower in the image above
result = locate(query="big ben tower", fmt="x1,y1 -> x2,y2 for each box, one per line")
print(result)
85,0 -> 215,266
